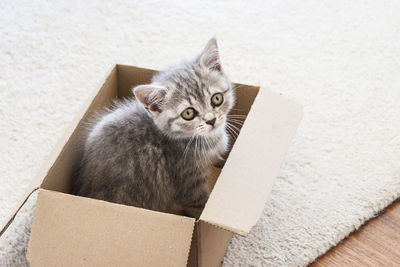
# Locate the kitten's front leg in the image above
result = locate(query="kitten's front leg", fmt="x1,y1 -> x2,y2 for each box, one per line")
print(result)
184,206 -> 205,219
179,179 -> 210,219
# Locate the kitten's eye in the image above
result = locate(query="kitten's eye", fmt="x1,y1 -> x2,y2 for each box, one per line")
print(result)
211,93 -> 224,107
181,107 -> 197,121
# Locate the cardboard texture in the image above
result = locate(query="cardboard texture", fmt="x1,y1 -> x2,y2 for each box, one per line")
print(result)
27,189 -> 195,266
197,221 -> 233,267
0,64 -> 302,266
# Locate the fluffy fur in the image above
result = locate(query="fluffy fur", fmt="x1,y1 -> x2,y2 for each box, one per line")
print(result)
72,38 -> 234,218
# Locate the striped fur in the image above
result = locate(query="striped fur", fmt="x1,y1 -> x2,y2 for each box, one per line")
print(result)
72,38 -> 234,218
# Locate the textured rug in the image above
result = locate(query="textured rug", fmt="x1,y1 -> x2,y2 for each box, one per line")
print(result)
1,0 -> 400,266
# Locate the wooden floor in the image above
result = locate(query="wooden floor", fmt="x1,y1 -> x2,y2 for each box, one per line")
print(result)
311,200 -> 400,266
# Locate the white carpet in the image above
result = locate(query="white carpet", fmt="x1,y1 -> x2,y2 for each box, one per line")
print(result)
1,0 -> 400,266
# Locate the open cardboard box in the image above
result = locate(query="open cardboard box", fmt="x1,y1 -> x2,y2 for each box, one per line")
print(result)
1,65 -> 302,266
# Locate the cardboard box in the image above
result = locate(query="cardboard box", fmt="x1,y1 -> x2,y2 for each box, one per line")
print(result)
2,65 -> 302,266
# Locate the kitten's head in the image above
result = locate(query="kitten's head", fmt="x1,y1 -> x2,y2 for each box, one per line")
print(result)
133,38 -> 234,139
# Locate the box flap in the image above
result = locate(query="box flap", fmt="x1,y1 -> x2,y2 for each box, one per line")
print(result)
200,88 -> 302,236
27,189 -> 195,266
197,221 -> 233,267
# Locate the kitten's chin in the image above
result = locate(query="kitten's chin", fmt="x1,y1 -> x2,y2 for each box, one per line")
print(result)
205,123 -> 225,137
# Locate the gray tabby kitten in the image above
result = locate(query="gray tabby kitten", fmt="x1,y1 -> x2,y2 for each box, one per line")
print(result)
72,38 -> 234,218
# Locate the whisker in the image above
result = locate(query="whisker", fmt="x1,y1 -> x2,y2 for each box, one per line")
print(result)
227,119 -> 245,123
227,114 -> 247,118
203,137 -> 213,165
226,118 -> 244,125
225,123 -> 239,138
183,135 -> 195,161
225,126 -> 237,140
227,128 -> 238,142
194,136 -> 199,165
227,117 -> 245,122
226,122 -> 241,135
230,108 -> 245,111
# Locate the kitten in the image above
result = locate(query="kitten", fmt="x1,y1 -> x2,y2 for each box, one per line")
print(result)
72,38 -> 235,218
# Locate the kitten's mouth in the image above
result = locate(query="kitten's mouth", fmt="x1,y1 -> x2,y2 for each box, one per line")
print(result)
208,123 -> 221,132
208,117 -> 226,133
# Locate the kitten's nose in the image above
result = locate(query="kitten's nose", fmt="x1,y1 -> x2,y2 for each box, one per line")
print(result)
206,118 -> 216,126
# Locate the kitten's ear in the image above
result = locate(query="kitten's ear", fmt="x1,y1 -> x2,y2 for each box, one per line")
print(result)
133,84 -> 167,113
200,37 -> 222,72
